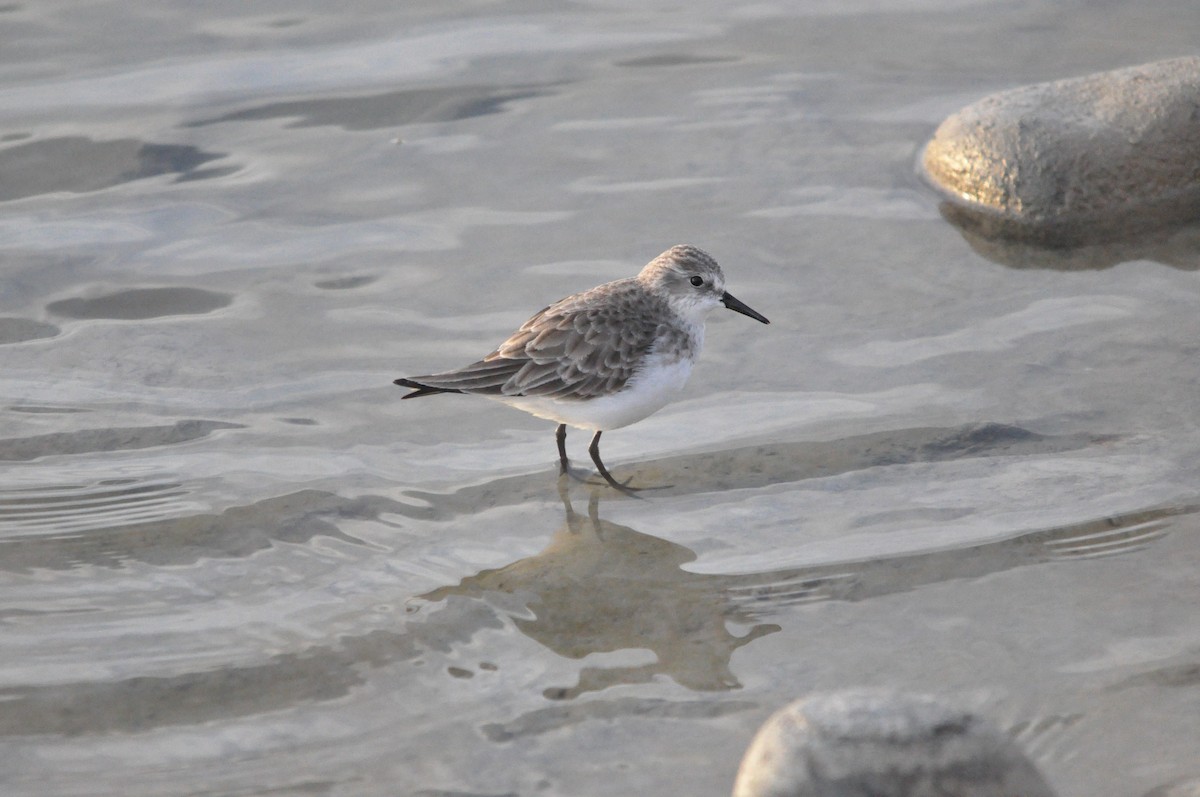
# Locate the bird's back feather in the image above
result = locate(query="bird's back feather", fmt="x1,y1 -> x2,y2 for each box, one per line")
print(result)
396,278 -> 677,401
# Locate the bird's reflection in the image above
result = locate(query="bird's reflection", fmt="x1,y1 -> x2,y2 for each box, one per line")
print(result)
419,481 -> 1192,701
0,472 -> 1188,735
420,481 -> 780,699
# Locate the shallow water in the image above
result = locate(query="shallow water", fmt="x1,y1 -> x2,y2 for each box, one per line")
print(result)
3,2 -> 1200,796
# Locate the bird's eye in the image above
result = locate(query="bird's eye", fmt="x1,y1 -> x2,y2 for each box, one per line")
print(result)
689,275 -> 704,287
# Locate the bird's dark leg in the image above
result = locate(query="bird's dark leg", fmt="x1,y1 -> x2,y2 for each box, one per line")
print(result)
556,423 -> 592,483
588,430 -> 642,496
556,424 -> 569,473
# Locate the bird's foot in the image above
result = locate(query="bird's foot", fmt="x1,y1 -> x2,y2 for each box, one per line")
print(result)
586,471 -> 673,497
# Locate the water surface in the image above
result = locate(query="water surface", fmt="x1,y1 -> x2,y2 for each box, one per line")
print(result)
2,2 -> 1199,796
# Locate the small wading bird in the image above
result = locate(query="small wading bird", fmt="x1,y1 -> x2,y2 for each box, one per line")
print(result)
395,245 -> 769,493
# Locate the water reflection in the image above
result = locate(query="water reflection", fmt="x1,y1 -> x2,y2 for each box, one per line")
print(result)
46,286 -> 233,320
0,317 -> 59,344
0,474 -> 1189,736
615,53 -> 739,68
422,486 -> 781,700
0,487 -> 486,736
186,84 -> 552,131
0,485 -> 394,570
941,202 -> 1200,270
419,484 -> 1192,703
0,419 -> 241,463
0,137 -> 231,201
401,422 -> 1114,516
0,603 -> 494,737
724,503 -> 1189,611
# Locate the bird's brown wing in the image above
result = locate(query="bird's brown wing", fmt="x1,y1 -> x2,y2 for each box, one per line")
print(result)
399,280 -> 664,401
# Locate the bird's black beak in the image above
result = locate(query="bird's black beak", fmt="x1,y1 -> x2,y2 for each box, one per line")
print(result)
721,291 -> 770,324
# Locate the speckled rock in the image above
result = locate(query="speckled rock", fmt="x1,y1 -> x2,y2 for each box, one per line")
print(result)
921,57 -> 1200,245
732,690 -> 1056,797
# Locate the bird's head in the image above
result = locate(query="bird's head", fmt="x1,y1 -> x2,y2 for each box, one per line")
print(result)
638,245 -> 770,325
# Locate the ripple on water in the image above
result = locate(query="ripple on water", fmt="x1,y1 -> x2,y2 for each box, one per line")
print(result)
314,274 -> 379,290
0,486 -> 420,571
0,420 -> 243,462
185,84 -> 553,131
615,53 -> 740,68
0,137 -> 232,201
46,287 -> 234,320
721,503 -> 1195,616
0,480 -> 498,739
0,317 -> 59,344
0,478 -> 193,541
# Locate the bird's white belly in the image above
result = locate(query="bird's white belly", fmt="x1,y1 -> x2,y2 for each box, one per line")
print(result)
495,354 -> 694,431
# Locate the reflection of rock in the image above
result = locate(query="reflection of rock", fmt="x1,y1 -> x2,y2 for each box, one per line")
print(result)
945,210 -> 1200,270
733,690 -> 1056,797
922,57 -> 1200,247
422,490 -> 780,700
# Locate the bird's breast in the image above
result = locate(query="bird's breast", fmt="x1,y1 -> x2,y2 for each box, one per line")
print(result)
653,321 -> 704,366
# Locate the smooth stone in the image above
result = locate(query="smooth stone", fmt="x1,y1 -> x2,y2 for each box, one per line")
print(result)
921,57 -> 1200,246
732,690 -> 1056,797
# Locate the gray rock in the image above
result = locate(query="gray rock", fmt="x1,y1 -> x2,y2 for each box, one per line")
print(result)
732,690 -> 1056,797
921,57 -> 1200,246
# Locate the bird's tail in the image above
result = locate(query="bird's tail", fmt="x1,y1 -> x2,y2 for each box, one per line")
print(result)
393,377 -> 464,399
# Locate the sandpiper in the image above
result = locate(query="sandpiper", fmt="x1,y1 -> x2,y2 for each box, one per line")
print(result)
395,245 -> 769,492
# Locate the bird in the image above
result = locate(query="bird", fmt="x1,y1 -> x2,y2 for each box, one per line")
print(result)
394,244 -> 769,493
